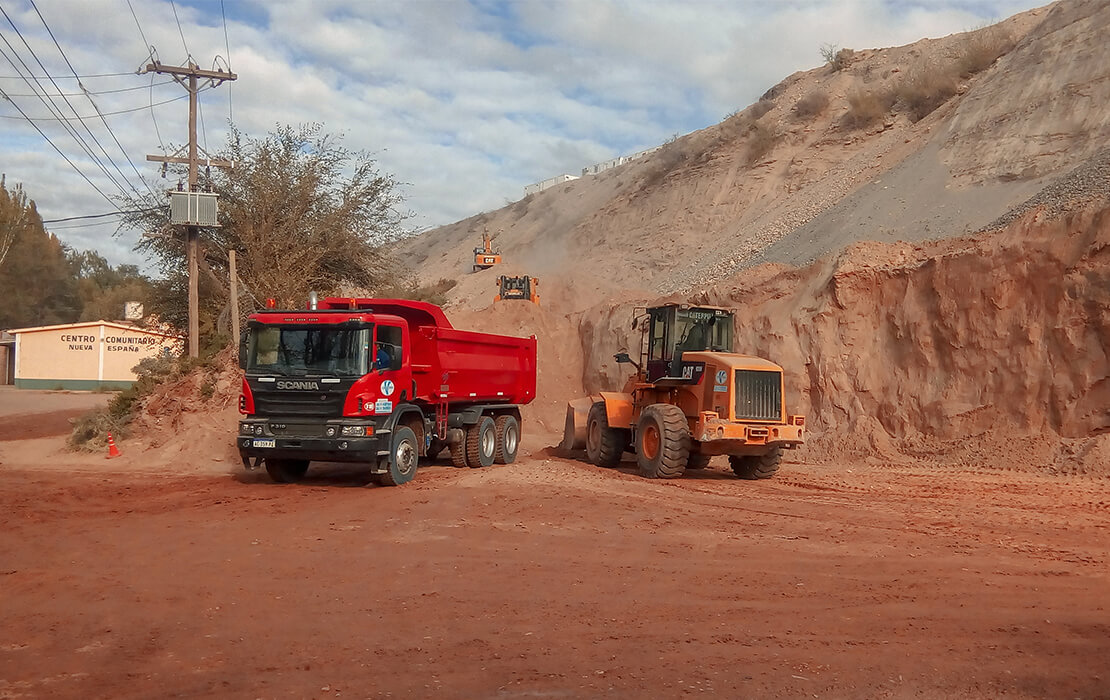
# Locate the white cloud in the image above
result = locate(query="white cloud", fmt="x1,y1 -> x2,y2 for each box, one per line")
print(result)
0,0 -> 1046,267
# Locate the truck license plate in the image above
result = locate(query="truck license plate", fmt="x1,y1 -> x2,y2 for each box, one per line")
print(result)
252,439 -> 276,448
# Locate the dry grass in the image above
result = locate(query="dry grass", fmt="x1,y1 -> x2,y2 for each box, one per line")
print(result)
821,44 -> 855,72
793,90 -> 830,119
745,122 -> 780,165
842,89 -> 894,130
895,67 -> 958,122
956,26 -> 1015,78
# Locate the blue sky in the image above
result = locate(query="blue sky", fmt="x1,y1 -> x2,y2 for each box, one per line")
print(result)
0,0 -> 1046,268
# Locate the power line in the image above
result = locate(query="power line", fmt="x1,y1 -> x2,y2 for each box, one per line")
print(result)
0,79 -> 172,97
221,0 -> 232,123
0,26 -> 132,200
29,0 -> 159,201
0,84 -> 118,210
0,90 -> 201,120
0,4 -> 138,199
125,0 -> 150,55
42,207 -> 159,224
169,0 -> 191,61
0,70 -> 136,79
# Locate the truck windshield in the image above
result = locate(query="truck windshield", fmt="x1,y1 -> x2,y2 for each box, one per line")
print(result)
246,326 -> 370,377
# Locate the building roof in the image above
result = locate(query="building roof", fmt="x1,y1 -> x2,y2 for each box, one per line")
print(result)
7,320 -> 181,338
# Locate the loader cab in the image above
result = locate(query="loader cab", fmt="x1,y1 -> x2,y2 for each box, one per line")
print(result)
645,305 -> 734,382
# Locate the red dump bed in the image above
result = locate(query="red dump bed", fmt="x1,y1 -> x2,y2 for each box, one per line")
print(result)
318,297 -> 536,407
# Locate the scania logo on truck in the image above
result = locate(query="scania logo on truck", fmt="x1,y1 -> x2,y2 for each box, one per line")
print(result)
275,380 -> 321,391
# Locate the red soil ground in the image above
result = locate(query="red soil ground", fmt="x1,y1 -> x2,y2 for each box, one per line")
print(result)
1,392 -> 1107,699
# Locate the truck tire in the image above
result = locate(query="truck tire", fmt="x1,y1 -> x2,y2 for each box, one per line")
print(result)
686,454 -> 711,470
265,458 -> 309,484
586,402 -> 624,468
449,440 -> 469,467
379,425 -> 419,486
729,447 -> 782,480
635,404 -> 690,479
466,416 -> 497,468
493,415 -> 520,464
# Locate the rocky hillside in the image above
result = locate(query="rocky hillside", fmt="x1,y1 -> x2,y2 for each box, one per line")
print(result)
403,1 -> 1108,314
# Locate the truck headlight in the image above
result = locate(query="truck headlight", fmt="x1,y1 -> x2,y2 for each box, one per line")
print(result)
239,423 -> 252,435
325,426 -> 337,437
341,425 -> 366,437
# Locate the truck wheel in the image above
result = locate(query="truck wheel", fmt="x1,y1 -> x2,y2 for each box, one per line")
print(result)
586,402 -> 624,468
729,447 -> 782,480
686,454 -> 711,470
265,458 -> 309,484
466,416 -> 497,468
449,440 -> 469,467
635,404 -> 690,479
379,426 -> 419,486
493,415 -> 520,464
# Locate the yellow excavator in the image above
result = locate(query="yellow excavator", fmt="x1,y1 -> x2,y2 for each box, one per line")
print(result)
561,303 -> 804,479
473,229 -> 502,272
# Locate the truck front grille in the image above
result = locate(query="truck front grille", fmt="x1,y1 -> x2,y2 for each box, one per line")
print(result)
252,391 -> 346,417
734,370 -> 782,422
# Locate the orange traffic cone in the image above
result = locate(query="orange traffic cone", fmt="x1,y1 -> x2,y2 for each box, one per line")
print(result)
106,432 -> 121,459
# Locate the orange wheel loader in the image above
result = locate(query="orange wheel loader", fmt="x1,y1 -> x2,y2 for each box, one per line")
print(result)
561,303 -> 804,480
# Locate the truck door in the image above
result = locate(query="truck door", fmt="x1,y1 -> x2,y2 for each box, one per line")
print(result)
373,323 -> 413,404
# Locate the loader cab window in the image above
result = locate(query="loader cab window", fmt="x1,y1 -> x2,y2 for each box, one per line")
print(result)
646,306 -> 734,381
375,325 -> 403,371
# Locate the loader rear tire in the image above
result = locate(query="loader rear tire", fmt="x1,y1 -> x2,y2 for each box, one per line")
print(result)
265,458 -> 309,484
686,454 -> 711,470
466,416 -> 497,468
586,402 -> 624,468
635,404 -> 690,479
729,447 -> 782,480
494,415 -> 520,464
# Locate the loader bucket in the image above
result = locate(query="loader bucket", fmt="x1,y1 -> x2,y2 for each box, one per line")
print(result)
559,397 -> 595,452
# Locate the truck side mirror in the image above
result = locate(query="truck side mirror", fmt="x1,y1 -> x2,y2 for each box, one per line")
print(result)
238,330 -> 249,369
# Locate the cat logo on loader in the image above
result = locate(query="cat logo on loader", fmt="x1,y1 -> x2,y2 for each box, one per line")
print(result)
561,303 -> 804,480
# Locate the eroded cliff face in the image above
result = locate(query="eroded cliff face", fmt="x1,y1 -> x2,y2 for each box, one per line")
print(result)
574,203 -> 1110,474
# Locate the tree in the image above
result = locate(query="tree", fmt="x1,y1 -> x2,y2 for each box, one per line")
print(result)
0,174 -> 32,270
0,178 -> 79,329
67,250 -> 153,322
123,123 -> 411,341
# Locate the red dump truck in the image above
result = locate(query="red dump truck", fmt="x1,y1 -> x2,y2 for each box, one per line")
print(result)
237,296 -> 537,486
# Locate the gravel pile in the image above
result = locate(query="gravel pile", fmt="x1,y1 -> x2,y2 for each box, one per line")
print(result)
981,146 -> 1110,232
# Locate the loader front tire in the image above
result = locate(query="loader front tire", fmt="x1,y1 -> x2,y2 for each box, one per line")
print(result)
635,404 -> 689,479
729,447 -> 782,480
586,402 -> 624,468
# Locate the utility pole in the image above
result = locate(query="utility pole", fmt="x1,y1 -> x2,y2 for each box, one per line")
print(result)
142,60 -> 236,358
228,249 -> 239,349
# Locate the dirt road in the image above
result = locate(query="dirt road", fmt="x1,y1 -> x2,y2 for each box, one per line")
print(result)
2,428 -> 1108,699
